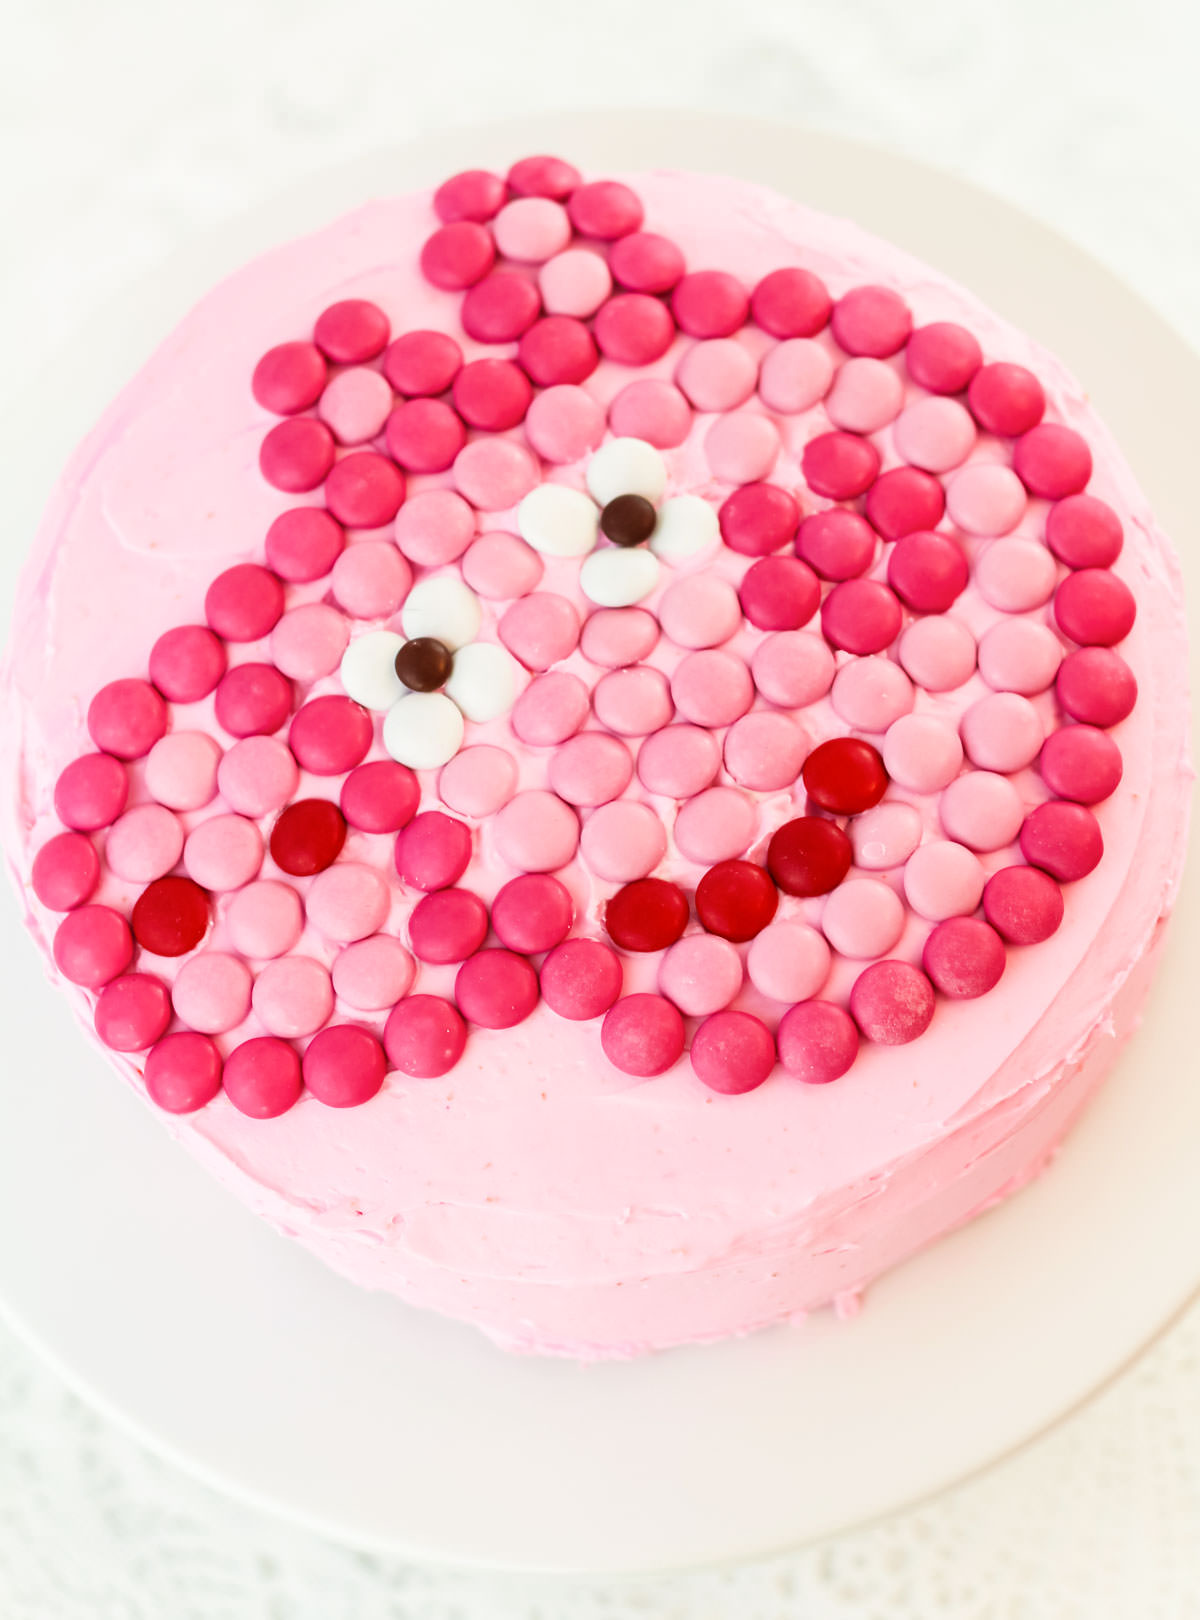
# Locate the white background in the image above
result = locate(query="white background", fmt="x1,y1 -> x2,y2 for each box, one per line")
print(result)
2,1 -> 1199,1614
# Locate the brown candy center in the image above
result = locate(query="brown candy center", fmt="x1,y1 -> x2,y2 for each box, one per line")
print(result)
599,493 -> 657,548
395,636 -> 453,692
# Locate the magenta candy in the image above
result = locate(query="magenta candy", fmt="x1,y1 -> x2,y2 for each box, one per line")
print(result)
384,994 -> 467,1077
434,168 -> 506,223
922,917 -> 1007,1000
54,753 -> 128,831
462,531 -> 544,599
1055,647 -> 1137,727
591,665 -> 671,735
461,269 -> 542,343
149,624 -> 227,703
1019,800 -> 1103,881
831,285 -> 912,357
1045,494 -> 1123,569
690,1010 -> 776,1095
605,233 -> 682,298
1039,724 -> 1123,804
1014,423 -> 1093,498
419,221 -> 495,289
636,724 -> 721,798
53,905 -> 133,988
718,481 -> 799,557
313,299 -> 388,363
549,731 -> 634,807
264,508 -> 345,583
144,1031 -> 223,1113
967,362 -> 1045,436
252,342 -> 327,415
340,760 -> 419,833
94,973 -> 172,1052
795,509 -> 876,581
864,466 -> 945,541
820,578 -> 903,655
508,154 -> 582,199
524,384 -> 605,464
87,679 -> 167,761
593,293 -> 676,366
671,270 -> 749,339
385,399 -> 466,473
801,431 -> 880,500
223,1036 -> 303,1119
580,607 -> 659,669
214,664 -> 292,738
288,695 -> 373,776
608,379 -> 693,448
738,557 -> 820,631
455,949 -> 539,1029
259,416 -> 335,493
904,322 -> 982,394
750,266 -> 832,338
566,180 -> 643,239
32,831 -> 100,911
983,865 -> 1065,945
302,1025 -> 387,1108
383,330 -> 463,397
600,993 -> 685,1076
850,960 -> 936,1045
498,591 -> 580,671
1054,568 -> 1136,647
452,359 -> 532,432
776,1001 -> 859,1084
205,563 -> 284,642
394,812 -> 471,892
512,670 -> 590,744
324,451 -> 405,528
517,316 -> 598,386
887,530 -> 969,613
492,873 -> 573,954
540,938 -> 623,1020
409,888 -> 489,964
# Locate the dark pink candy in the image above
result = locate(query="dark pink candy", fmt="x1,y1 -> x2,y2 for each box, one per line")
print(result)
455,949 -> 540,1029
904,322 -> 982,394
313,299 -> 389,364
340,760 -> 419,833
922,917 -> 1007,1000
419,221 -> 496,289
324,451 -> 405,528
671,271 -> 749,339
1045,494 -> 1123,569
831,285 -> 912,357
1013,423 -> 1093,498
383,330 -> 464,397
507,154 -> 582,200
384,994 -> 467,1077
540,938 -> 623,1020
384,399 -> 466,473
600,993 -> 685,1076
259,416 -> 335,493
887,530 -> 969,612
776,1001 -> 859,1085
452,359 -> 533,431
434,168 -> 506,223
263,508 -> 345,583
718,482 -> 799,557
214,664 -> 292,738
592,294 -> 676,365
302,1024 -> 387,1107
1055,647 -> 1137,727
460,270 -> 542,343
1019,800 -> 1103,881
967,362 -> 1045,436
205,563 -> 285,642
251,342 -> 327,415
608,231 -> 686,294
690,1010 -> 775,1095
144,1031 -> 223,1114
223,1036 -> 303,1119
94,973 -> 172,1051
738,556 -> 820,631
795,508 -> 876,580
849,959 -> 936,1044
983,865 -> 1065,945
1053,568 -> 1136,647
394,811 -> 471,892
288,695 -> 373,775
864,465 -> 946,540
409,888 -> 489,964
566,180 -> 643,239
53,905 -> 133,988
87,679 -> 167,760
750,267 -> 832,338
820,578 -> 903,655
32,831 -> 100,910
54,753 -> 128,831
149,624 -> 227,703
1039,725 -> 1124,804
801,431 -> 881,500
518,316 -> 598,386
491,873 -> 573,954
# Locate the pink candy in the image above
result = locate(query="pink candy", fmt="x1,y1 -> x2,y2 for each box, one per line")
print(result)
394,811 -> 471,892
453,360 -> 532,432
904,322 -> 982,394
512,671 -> 591,744
462,531 -> 544,599
53,905 -> 133,988
438,745 -> 518,818
87,679 -> 167,760
144,1032 -> 223,1114
977,619 -> 1063,696
600,993 -> 685,1076
591,666 -> 672,737
1039,724 -> 1123,804
657,934 -> 743,1017
705,411 -> 780,483
259,417 -> 335,493
226,880 -> 303,958
751,267 -> 832,338
983,865 -> 1064,945
462,271 -> 541,343
757,339 -> 834,414
318,367 -> 393,445
499,591 -> 581,671
223,1036 -> 304,1118
922,917 -> 1006,999
54,753 -> 128,831
722,711 -> 808,791
455,949 -> 539,1029
659,574 -> 741,649
674,785 -> 757,863
825,356 -> 904,434
893,396 -> 976,472
849,959 -> 935,1045
830,657 -> 915,733
864,466 -> 945,541
540,939 -> 623,1021
675,338 -> 758,412
508,154 -> 581,200
264,508 -> 346,584
270,603 -> 350,682
548,731 -> 633,807
493,196 -> 571,262
491,873 -> 573,954
306,861 -> 391,943
746,920 -> 830,1003
945,462 -> 1026,537
739,557 -> 820,631
1013,423 -> 1093,499
383,330 -> 463,397
434,168 -> 506,224
608,231 -> 686,294
883,713 -> 963,792
524,385 -> 605,464
324,451 -> 405,529
967,362 -> 1045,437
394,489 -> 476,568
670,649 -> 754,727
961,693 -> 1044,773
974,538 -> 1057,613
149,624 -> 227,702
820,878 -> 905,959
94,973 -> 172,1052
331,540 -> 412,619
144,731 -> 222,811
776,1000 -> 858,1084
579,799 -> 667,882
384,994 -> 467,1078
897,616 -> 976,692
313,299 -> 389,364
580,607 -> 659,669
593,294 -> 676,366
718,482 -> 798,557
493,790 -> 579,872
32,830 -> 100,910
409,888 -> 489,963
796,509 -> 876,581
831,285 -> 912,357
567,180 -> 643,239
801,431 -> 880,500
332,935 -> 415,1011
636,725 -> 720,799
1053,569 -> 1136,647
886,531 -> 968,613
303,1025 -> 387,1109
385,399 -> 466,474
820,578 -> 903,656
690,1010 -> 775,1095
420,221 -> 496,289
751,631 -> 836,708
539,249 -> 612,318
1045,494 -> 1123,569
849,802 -> 922,871
213,663 -> 293,738
252,956 -> 334,1039
217,735 -> 299,817
671,271 -> 749,339
518,317 -> 599,387
1055,647 -> 1137,727
607,379 -> 692,448
939,771 -> 1024,852
252,342 -> 327,415
454,438 -> 539,512
171,952 -> 253,1034
183,814 -> 264,891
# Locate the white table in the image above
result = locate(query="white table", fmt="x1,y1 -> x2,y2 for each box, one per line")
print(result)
1,1 -> 1197,1612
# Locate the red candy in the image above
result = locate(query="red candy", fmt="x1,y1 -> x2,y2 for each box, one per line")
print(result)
695,860 -> 778,943
605,877 -> 689,952
1019,800 -> 1103,881
491,873 -> 573,954
455,949 -> 540,1029
270,798 -> 347,876
922,917 -> 1007,999
394,811 -> 471,892
53,905 -> 133,988
419,221 -> 496,289
461,270 -> 542,343
213,663 -> 292,738
767,817 -> 853,897
1013,423 -> 1093,498
144,1031 -> 223,1113
795,509 -> 876,580
264,509 -> 345,583
802,737 -> 888,814
507,154 -> 582,200
131,875 -> 209,957
452,359 -> 533,431
887,530 -> 969,613
567,180 -> 643,239
1039,724 -> 1123,804
850,959 -> 936,1045
288,695 -> 373,776
690,1009 -> 776,1095
592,294 -> 676,365
149,624 -> 227,703
820,578 -> 903,655
434,168 -> 506,223
831,285 -> 912,357
671,271 -> 750,339
777,1001 -> 859,1085
801,431 -> 881,500
518,316 -> 599,386
718,482 -> 799,557
385,399 -> 466,473
32,831 -> 100,911
313,299 -> 389,363
324,451 -> 405,528
303,1024 -> 387,1107
94,973 -> 172,1051
540,938 -> 623,1020
340,760 -> 419,833
205,563 -> 285,642
383,330 -> 463,397
384,994 -> 467,1077
600,993 -> 685,1076
864,466 -> 946,540
251,342 -> 327,416
983,865 -> 1065,945
1053,568 -> 1136,647
608,231 -> 686,294
54,753 -> 128,831
409,888 -> 489,964
223,1036 -> 303,1119
87,679 -> 167,760
738,556 -> 820,631
967,362 -> 1045,436
904,322 -> 982,395
1045,494 -> 1123,569
1055,647 -> 1137,727
259,416 -> 335,492
750,267 -> 832,338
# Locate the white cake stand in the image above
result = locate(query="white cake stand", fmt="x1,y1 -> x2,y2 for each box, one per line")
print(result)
0,112 -> 1196,1575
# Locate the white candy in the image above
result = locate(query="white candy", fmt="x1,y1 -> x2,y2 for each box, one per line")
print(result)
649,494 -> 720,562
516,483 -> 600,557
445,641 -> 521,723
585,437 -> 668,507
338,630 -> 406,712
400,576 -> 482,651
579,546 -> 660,608
382,692 -> 464,770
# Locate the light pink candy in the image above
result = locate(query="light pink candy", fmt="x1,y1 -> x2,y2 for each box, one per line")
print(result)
977,619 -> 1063,694
493,196 -> 571,262
171,952 -> 253,1034
657,934 -> 743,1016
821,877 -> 905,959
961,693 -> 1044,772
453,439 -> 539,512
751,632 -> 836,708
670,649 -> 754,726
757,339 -> 834,414
305,861 -> 391,942
217,736 -> 300,817
498,592 -> 580,671
705,411 -> 780,482
332,934 -> 416,1010
607,379 -> 693,449
548,732 -> 633,807
105,805 -> 184,883
252,955 -> 334,1038
144,732 -> 222,812
658,575 -> 741,650
675,340 -> 758,412
538,248 -> 612,318
903,840 -> 986,921
636,725 -> 721,799
512,671 -> 591,744
438,745 -> 518,817
830,658 -> 915,733
226,880 -> 304,958
270,603 -> 350,682
673,786 -> 757,863
824,357 -> 903,434
183,814 -> 264,891
746,920 -> 830,1002
722,711 -> 807,791
975,538 -> 1058,613
493,790 -> 579,872
394,490 -> 476,567
317,367 -> 393,445
461,532 -> 544,599
331,541 -> 412,618
579,607 -> 659,668
579,799 -> 667,882
524,385 -> 605,464
591,667 -> 672,736
849,801 -> 923,871
897,616 -> 977,692
946,462 -> 1027,536
939,771 -> 1025,852
893,396 -> 977,472
882,713 -> 964,793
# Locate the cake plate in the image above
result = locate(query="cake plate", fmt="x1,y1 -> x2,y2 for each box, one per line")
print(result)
0,112 -> 1197,1575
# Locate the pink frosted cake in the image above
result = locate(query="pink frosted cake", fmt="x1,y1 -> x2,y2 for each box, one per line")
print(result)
1,155 -> 1190,1357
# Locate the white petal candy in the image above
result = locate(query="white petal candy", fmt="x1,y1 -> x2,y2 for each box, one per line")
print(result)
382,692 -> 465,770
444,641 -> 521,723
516,483 -> 600,557
400,576 -> 482,651
649,494 -> 720,562
579,546 -> 661,608
586,437 -> 668,506
338,630 -> 406,712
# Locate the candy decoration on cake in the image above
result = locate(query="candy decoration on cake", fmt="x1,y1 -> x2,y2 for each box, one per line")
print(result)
28,155 -> 1141,1118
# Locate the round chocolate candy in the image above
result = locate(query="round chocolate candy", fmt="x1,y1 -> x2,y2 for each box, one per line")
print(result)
599,493 -> 657,548
395,637 -> 454,693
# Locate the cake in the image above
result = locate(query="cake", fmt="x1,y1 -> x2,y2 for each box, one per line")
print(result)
1,154 -> 1190,1359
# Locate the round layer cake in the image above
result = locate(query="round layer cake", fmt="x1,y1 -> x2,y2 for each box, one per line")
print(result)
0,157 -> 1190,1358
